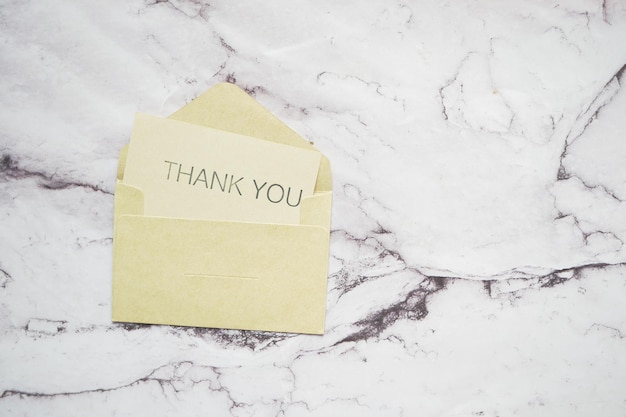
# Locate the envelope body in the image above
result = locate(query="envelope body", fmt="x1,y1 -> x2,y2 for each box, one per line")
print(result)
112,83 -> 332,334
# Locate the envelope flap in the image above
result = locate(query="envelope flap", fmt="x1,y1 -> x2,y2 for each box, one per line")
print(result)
301,191 -> 332,230
170,83 -> 313,150
169,83 -> 331,193
114,182 -> 144,219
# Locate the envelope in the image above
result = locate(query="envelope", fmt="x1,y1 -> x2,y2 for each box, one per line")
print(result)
112,83 -> 332,334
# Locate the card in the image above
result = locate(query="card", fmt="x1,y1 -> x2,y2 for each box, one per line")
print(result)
122,113 -> 322,225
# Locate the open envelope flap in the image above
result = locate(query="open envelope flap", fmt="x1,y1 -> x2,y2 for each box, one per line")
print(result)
112,216 -> 328,334
300,192 -> 332,229
169,83 -> 331,193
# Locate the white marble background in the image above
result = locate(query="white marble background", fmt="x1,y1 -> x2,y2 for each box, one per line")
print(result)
1,0 -> 626,415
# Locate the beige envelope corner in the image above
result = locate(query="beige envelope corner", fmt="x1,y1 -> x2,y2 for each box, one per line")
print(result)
112,83 -> 332,335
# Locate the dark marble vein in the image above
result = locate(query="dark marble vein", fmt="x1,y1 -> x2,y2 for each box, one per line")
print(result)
0,154 -> 112,195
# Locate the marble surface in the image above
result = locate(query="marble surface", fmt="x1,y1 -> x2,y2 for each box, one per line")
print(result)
1,0 -> 626,415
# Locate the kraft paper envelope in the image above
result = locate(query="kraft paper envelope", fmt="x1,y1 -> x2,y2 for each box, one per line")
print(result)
112,83 -> 332,334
